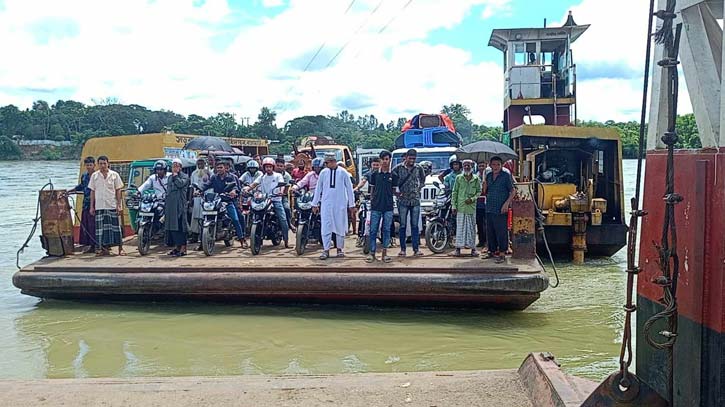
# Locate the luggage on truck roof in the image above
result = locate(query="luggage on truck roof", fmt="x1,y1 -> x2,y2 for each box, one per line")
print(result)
395,113 -> 463,149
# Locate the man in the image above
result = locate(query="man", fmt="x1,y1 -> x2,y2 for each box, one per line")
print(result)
68,156 -> 97,253
201,161 -> 246,248
354,157 -> 380,194
292,158 -> 322,193
256,157 -> 290,247
88,155 -> 125,256
451,160 -> 481,257
285,162 -> 295,178
475,161 -> 488,249
443,158 -> 462,192
482,156 -> 515,263
138,160 -> 169,200
239,160 -> 262,188
312,153 -> 355,259
189,158 -> 213,242
166,158 -> 190,256
366,150 -> 397,263
391,148 -> 426,257
291,158 -> 308,182
275,157 -> 295,233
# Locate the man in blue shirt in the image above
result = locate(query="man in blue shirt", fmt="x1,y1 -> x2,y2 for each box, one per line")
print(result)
482,156 -> 515,263
68,156 -> 97,253
200,161 -> 246,248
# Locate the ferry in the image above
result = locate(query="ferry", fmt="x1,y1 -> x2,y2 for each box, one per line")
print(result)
488,13 -> 627,263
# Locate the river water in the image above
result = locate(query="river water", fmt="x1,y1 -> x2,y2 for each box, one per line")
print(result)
0,160 -> 641,380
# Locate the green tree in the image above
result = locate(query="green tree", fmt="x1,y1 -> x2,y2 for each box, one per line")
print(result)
441,104 -> 474,143
0,136 -> 23,160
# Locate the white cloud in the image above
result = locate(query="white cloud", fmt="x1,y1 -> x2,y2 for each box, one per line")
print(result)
2,0 -> 687,130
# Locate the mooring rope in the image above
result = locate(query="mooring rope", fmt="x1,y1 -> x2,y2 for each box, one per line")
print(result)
16,180 -> 54,269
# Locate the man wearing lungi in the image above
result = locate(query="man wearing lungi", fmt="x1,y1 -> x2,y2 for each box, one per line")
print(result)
89,155 -> 125,256
68,156 -> 97,253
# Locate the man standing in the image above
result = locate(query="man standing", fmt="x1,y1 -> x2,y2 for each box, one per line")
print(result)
201,161 -> 246,248
354,157 -> 380,194
476,161 -> 488,249
88,155 -> 125,256
482,156 -> 515,263
443,157 -> 462,192
391,149 -> 426,257
312,154 -> 355,259
166,159 -> 190,256
451,160 -> 481,257
68,156 -> 97,253
190,158 -> 212,242
366,150 -> 397,263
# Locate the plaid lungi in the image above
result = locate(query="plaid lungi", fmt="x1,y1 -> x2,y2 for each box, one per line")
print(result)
455,212 -> 476,249
79,207 -> 97,246
95,209 -> 122,247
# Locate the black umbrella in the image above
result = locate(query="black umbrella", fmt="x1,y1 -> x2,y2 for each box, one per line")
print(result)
456,140 -> 517,163
183,136 -> 234,152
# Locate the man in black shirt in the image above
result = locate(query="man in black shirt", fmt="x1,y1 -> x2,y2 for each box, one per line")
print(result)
366,150 -> 398,263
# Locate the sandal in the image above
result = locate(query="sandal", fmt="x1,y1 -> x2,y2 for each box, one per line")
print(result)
319,251 -> 329,260
383,256 -> 392,263
398,251 -> 406,257
450,250 -> 462,257
480,252 -> 493,259
337,249 -> 345,258
365,255 -> 376,263
413,251 -> 424,257
168,249 -> 180,256
471,250 -> 479,257
495,256 -> 506,264
174,251 -> 187,257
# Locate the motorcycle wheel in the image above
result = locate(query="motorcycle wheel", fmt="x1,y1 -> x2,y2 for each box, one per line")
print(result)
271,226 -> 281,246
250,223 -> 262,255
425,220 -> 449,254
202,224 -> 216,256
137,224 -> 151,256
295,224 -> 307,256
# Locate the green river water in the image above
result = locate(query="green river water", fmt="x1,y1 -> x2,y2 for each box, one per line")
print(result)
0,160 -> 640,380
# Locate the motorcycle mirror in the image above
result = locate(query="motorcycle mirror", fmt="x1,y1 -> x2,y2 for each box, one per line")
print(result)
433,181 -> 441,188
277,182 -> 287,188
224,182 -> 236,192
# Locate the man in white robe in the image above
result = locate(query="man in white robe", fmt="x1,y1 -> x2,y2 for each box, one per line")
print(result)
312,154 -> 355,259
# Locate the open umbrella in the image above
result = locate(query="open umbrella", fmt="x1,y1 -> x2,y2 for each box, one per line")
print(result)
183,136 -> 234,152
455,140 -> 517,163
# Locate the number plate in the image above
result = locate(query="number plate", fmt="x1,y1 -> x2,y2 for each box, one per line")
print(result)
202,211 -> 218,215
138,212 -> 154,216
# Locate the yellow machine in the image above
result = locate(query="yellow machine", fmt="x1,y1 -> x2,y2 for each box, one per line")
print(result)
295,136 -> 356,177
512,125 -> 627,262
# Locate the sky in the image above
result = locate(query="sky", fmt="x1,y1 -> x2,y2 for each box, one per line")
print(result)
0,0 -> 692,126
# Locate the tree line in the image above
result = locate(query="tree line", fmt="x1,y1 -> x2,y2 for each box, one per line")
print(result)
0,98 -> 703,160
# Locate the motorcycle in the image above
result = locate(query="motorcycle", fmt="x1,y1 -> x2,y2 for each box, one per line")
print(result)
294,188 -> 322,255
424,182 -> 455,253
136,190 -> 165,256
195,182 -> 238,256
356,192 -> 372,254
249,183 -> 287,256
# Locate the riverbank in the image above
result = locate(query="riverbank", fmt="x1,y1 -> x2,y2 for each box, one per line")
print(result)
0,370 -> 532,407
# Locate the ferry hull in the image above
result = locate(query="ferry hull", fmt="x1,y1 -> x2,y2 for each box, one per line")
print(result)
636,148 -> 725,406
13,270 -> 547,310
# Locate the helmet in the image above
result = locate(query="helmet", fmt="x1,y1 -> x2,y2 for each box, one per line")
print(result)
419,160 -> 433,175
311,158 -> 323,168
246,160 -> 259,170
449,154 -> 461,169
153,160 -> 167,172
262,157 -> 276,168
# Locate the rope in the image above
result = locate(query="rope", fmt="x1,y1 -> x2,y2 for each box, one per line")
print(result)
16,180 -> 54,269
617,0 -> 657,389
529,181 -> 559,288
642,1 -> 682,402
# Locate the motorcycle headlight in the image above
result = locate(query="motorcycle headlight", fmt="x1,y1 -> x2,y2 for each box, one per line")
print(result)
252,201 -> 266,211
140,202 -> 152,212
203,202 -> 214,211
298,201 -> 312,210
252,192 -> 267,204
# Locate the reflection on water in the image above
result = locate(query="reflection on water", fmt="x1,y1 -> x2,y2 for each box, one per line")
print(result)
0,160 -> 641,380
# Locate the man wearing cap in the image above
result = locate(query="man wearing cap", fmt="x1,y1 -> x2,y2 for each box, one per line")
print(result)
391,148 -> 426,257
312,153 -> 356,259
451,160 -> 481,257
